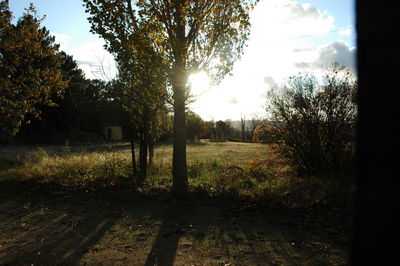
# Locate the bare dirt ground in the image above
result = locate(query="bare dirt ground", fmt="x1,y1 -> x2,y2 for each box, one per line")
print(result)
0,180 -> 350,266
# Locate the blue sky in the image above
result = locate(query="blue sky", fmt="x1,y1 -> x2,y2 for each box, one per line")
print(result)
9,0 -> 356,121
10,0 -> 92,47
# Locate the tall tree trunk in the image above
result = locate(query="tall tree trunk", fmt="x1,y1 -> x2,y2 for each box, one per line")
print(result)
172,82 -> 188,195
171,1 -> 188,196
130,136 -> 137,177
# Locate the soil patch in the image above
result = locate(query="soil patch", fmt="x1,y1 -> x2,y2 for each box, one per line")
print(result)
0,181 -> 350,265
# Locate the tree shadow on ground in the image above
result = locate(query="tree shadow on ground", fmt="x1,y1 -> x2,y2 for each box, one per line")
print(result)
0,180 -> 350,265
141,190 -> 350,265
0,181 -> 120,264
144,202 -> 191,266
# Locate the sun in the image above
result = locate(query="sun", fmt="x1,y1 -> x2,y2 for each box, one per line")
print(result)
188,71 -> 211,97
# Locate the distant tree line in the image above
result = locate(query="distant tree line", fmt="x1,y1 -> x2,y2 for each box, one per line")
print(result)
185,112 -> 265,143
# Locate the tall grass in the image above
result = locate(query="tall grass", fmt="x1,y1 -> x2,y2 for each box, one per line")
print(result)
0,141 -> 354,210
1,147 -> 131,187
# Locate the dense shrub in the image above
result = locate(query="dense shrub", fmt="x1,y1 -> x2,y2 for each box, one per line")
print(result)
266,64 -> 357,178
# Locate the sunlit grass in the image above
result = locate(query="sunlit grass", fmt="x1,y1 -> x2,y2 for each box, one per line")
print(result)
0,140 -> 353,209
0,146 -> 131,186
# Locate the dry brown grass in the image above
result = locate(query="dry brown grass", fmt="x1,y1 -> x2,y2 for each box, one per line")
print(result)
0,140 -> 353,210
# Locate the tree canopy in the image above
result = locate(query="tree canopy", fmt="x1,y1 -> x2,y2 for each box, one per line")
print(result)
83,0 -> 258,194
0,2 -> 67,142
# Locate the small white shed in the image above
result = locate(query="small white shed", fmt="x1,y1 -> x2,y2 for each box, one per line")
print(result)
103,126 -> 123,140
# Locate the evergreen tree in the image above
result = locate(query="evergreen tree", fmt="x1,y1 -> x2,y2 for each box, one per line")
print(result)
0,2 -> 67,142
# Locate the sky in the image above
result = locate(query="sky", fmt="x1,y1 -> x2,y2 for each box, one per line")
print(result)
9,0 -> 356,121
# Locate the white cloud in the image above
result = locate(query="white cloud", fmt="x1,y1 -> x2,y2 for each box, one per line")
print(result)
191,0 -> 341,120
53,32 -> 72,49
227,96 -> 239,104
338,26 -> 354,36
70,38 -> 117,80
250,0 -> 335,45
313,41 -> 356,71
264,76 -> 279,90
294,41 -> 357,72
238,0 -> 337,82
53,32 -> 117,80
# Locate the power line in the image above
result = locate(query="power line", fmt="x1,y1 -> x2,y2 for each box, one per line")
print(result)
254,25 -> 355,46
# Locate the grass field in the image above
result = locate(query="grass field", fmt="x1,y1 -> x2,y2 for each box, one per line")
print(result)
0,141 -> 353,265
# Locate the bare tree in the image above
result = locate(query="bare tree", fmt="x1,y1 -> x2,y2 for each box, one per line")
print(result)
249,113 -> 261,142
240,113 -> 246,142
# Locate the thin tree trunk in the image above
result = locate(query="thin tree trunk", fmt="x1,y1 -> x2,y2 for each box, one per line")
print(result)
139,128 -> 148,183
130,136 -> 137,177
148,134 -> 154,167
